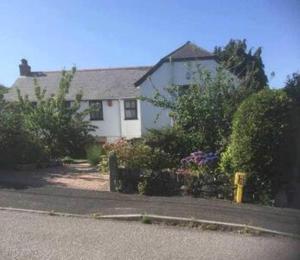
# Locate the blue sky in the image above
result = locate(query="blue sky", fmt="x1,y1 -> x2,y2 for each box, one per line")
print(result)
0,0 -> 299,87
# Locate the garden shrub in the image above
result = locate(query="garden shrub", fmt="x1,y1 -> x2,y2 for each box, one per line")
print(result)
0,100 -> 49,167
103,138 -> 154,170
177,151 -> 231,198
144,127 -> 193,168
227,89 -> 293,204
138,170 -> 180,196
86,144 -> 103,166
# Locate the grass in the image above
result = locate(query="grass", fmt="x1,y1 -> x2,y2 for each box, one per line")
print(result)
141,215 -> 152,224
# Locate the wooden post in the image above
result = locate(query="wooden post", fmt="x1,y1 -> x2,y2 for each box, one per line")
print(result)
108,152 -> 118,192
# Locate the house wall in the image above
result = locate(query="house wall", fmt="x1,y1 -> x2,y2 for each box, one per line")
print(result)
140,59 -> 218,134
80,99 -> 142,142
120,99 -> 142,139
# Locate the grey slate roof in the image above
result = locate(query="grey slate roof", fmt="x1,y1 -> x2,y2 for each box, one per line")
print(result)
135,41 -> 215,86
5,67 -> 150,101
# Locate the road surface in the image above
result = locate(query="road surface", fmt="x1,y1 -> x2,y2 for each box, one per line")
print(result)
0,210 -> 299,260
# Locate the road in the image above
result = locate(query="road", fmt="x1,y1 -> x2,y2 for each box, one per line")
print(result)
0,185 -> 300,235
0,210 -> 299,260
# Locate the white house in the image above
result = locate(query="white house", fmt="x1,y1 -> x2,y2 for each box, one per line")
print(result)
4,42 -> 218,142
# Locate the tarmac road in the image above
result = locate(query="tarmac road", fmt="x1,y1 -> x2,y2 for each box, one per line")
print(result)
0,185 -> 299,235
0,210 -> 299,260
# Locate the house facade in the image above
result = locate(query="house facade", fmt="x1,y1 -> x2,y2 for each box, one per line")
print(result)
4,42 -> 218,142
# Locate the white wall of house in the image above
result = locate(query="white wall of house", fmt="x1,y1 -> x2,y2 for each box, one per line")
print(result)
119,99 -> 142,139
80,99 -> 142,141
139,59 -> 218,134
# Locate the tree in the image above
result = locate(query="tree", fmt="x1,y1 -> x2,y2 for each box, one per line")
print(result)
284,72 -> 300,103
225,90 -> 292,203
284,72 -> 300,184
142,68 -> 243,153
17,68 -> 96,158
214,39 -> 268,93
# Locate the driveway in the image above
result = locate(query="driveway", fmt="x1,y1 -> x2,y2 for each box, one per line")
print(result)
0,163 -> 109,191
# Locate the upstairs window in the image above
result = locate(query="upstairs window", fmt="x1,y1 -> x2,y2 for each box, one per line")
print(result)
124,99 -> 137,120
177,85 -> 190,96
89,100 -> 103,120
64,101 -> 72,108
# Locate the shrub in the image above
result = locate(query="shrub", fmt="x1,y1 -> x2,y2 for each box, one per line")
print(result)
227,89 -> 293,203
176,151 -> 231,198
86,144 -> 103,166
137,170 -> 180,196
144,127 -> 193,168
103,139 -> 154,170
0,100 -> 49,167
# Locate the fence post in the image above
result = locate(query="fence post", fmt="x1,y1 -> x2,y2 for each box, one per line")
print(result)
108,152 -> 118,192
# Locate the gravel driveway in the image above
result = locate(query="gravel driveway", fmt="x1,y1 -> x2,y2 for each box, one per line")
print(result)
0,163 -> 109,191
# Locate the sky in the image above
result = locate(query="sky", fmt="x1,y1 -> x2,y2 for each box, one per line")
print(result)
0,0 -> 299,88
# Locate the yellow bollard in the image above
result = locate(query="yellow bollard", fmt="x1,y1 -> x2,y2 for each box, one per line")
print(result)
234,172 -> 246,203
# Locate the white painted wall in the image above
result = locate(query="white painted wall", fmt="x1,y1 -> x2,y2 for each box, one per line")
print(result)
75,59 -> 218,141
120,99 -> 142,139
79,99 -> 142,141
139,59 -> 218,134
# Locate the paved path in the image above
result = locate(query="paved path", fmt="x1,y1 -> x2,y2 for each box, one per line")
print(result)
0,163 -> 109,191
0,210 -> 299,260
0,185 -> 299,236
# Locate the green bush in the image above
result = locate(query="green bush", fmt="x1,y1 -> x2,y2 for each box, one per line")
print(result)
86,144 -> 103,166
0,100 -> 49,167
227,89 -> 293,203
138,170 -> 180,196
144,127 -> 194,169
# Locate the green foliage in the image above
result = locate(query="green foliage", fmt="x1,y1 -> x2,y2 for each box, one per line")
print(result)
103,138 -> 166,170
142,68 -> 245,152
86,144 -> 103,166
144,127 -> 194,168
284,72 -> 300,179
98,155 -> 108,172
227,89 -> 292,203
17,68 -> 96,158
141,215 -> 152,224
214,39 -> 268,93
0,98 -> 48,167
137,170 -> 180,196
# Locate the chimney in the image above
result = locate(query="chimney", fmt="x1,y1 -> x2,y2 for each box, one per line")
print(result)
19,59 -> 31,76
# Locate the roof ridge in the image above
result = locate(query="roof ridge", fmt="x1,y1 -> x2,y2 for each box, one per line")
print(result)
36,66 -> 151,74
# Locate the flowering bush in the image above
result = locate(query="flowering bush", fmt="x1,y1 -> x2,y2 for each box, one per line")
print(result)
176,151 -> 231,197
102,138 -> 152,170
177,151 -> 218,176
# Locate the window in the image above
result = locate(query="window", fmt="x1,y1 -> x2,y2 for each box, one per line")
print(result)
64,101 -> 72,108
124,99 -> 137,120
177,85 -> 190,96
89,100 -> 103,120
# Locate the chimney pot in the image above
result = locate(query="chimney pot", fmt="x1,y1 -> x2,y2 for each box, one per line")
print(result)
19,59 -> 31,76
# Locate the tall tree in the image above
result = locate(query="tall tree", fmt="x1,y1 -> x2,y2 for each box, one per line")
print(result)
214,39 -> 268,93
